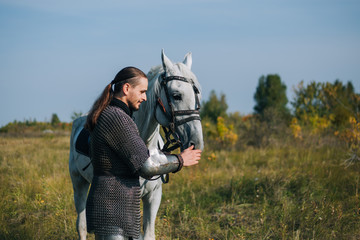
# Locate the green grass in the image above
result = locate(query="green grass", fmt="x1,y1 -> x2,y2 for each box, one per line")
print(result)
0,135 -> 78,240
1,134 -> 359,239
158,146 -> 360,239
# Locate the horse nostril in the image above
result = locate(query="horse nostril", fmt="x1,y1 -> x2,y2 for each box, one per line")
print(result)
190,142 -> 195,149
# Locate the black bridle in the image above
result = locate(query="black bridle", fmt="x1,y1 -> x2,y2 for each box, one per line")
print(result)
155,73 -> 201,153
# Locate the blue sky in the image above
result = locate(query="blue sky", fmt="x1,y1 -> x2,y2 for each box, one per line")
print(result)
1,0 -> 359,126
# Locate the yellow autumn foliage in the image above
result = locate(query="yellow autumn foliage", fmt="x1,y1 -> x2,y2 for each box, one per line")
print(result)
216,116 -> 238,147
290,118 -> 302,139
308,114 -> 334,134
340,117 -> 360,151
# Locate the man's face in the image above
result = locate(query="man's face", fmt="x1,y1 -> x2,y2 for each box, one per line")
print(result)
127,77 -> 148,111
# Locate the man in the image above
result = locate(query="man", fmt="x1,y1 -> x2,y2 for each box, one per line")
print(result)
85,67 -> 201,240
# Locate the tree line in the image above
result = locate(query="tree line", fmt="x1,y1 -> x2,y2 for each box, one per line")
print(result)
201,75 -> 360,162
0,113 -> 72,135
1,75 -> 359,161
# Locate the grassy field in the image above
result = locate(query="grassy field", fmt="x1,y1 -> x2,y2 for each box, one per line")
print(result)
0,133 -> 359,239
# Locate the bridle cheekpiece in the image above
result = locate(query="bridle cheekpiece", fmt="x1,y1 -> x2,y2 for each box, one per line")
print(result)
155,73 -> 201,153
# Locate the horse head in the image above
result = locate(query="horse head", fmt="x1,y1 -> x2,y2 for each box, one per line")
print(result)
154,50 -> 204,151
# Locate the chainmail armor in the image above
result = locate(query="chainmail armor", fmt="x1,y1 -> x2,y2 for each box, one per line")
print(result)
86,99 -> 150,238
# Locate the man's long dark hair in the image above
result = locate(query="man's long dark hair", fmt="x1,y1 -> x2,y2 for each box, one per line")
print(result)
85,66 -> 147,131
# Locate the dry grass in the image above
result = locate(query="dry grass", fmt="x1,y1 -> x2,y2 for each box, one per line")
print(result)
1,134 -> 360,239
0,135 -> 77,240
157,146 -> 360,239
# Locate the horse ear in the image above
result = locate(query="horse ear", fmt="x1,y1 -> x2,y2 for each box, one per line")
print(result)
161,49 -> 174,72
183,52 -> 192,69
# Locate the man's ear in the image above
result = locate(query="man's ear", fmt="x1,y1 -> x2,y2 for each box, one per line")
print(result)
122,83 -> 131,96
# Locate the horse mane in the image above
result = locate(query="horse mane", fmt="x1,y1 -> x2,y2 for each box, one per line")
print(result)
132,65 -> 162,131
143,65 -> 162,115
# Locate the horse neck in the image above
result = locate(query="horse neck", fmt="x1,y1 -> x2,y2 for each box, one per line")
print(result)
134,98 -> 159,146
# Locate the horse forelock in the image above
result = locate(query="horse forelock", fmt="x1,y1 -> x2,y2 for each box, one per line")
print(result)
177,63 -> 201,95
145,61 -> 202,111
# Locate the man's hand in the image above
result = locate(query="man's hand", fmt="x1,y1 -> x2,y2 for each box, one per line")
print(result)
181,145 -> 202,167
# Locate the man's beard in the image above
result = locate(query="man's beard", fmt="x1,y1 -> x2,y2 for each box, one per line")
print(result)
129,102 -> 140,112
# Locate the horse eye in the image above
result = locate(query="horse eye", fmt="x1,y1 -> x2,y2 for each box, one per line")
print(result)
172,93 -> 182,101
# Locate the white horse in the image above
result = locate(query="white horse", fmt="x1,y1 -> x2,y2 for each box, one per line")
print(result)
69,50 -> 204,240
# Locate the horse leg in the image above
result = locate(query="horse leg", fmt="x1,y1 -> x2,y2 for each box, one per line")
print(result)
71,171 -> 90,240
141,180 -> 162,240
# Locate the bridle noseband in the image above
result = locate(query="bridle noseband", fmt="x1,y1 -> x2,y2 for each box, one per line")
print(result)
155,73 -> 201,153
